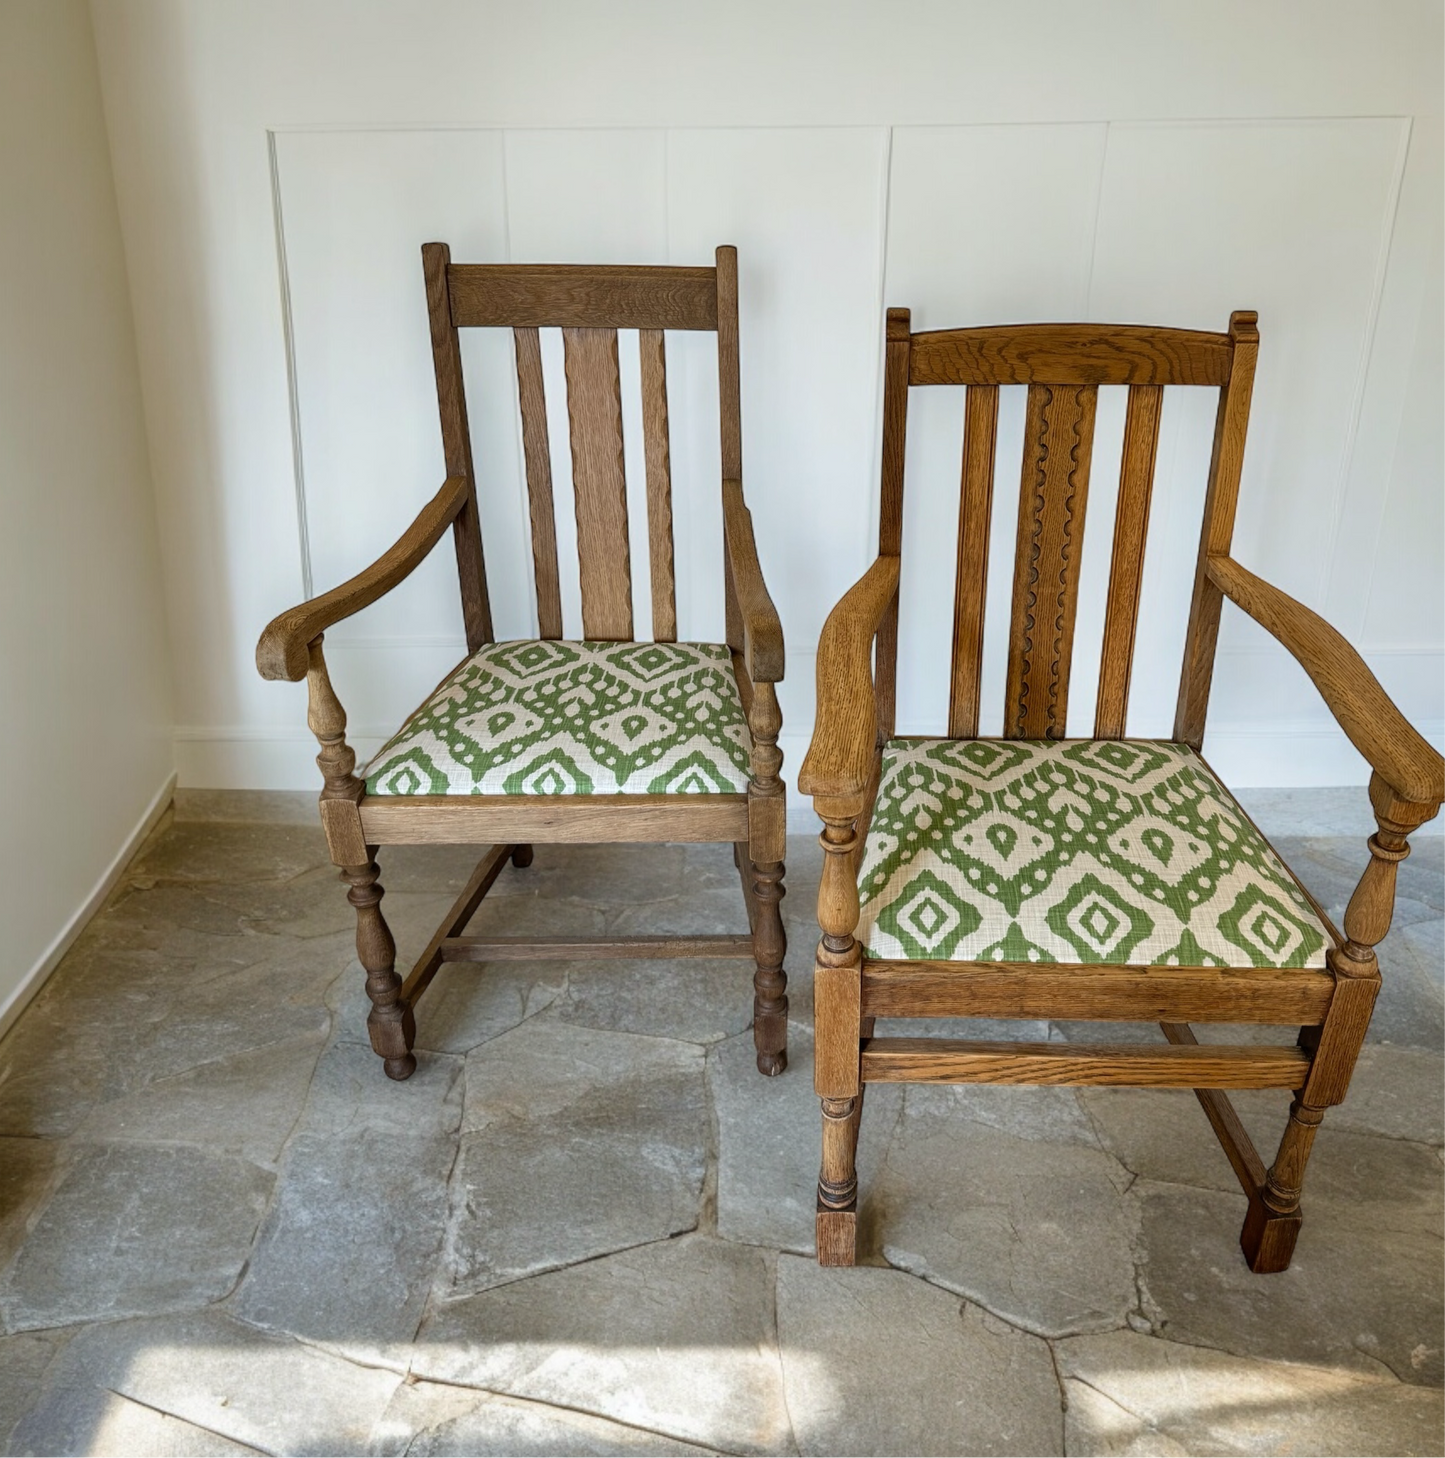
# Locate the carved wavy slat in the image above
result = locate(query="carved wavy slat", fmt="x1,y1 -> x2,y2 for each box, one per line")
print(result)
1004,383 -> 1097,739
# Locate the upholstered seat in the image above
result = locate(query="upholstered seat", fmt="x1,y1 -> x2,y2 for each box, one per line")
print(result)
365,639 -> 752,797
856,738 -> 1329,967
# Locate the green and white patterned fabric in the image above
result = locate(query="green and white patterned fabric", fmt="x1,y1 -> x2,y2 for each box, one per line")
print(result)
365,640 -> 752,797
856,739 -> 1329,969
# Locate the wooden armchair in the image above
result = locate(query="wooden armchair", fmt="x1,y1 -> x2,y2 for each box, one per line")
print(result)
799,309 -> 1443,1273
258,245 -> 789,1081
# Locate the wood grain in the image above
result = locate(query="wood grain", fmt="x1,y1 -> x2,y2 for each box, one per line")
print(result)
874,309 -> 912,742
423,243 -> 492,650
256,477 -> 467,681
1174,310 -> 1259,745
859,960 -> 1334,1024
639,328 -> 677,641
722,479 -> 785,684
562,327 -> 633,639
513,326 -> 563,639
1095,384 -> 1162,737
439,933 -> 755,961
448,263 -> 718,330
1207,555 -> 1445,804
1004,383 -> 1097,738
948,385 -> 999,738
797,554 -> 901,805
860,1038 -> 1310,1088
359,793 -> 748,845
909,323 -> 1233,387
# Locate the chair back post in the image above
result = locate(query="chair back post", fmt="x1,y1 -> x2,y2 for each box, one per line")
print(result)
421,242 -> 493,650
874,308 -> 912,744
1174,310 -> 1260,746
717,246 -> 745,657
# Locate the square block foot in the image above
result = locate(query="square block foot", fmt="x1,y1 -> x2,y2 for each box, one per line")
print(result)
1241,1197 -> 1302,1274
816,1202 -> 857,1267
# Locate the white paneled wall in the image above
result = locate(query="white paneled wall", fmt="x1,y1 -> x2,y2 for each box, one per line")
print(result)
88,2 -> 1443,809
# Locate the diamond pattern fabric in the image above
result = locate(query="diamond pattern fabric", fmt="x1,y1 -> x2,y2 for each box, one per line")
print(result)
856,739 -> 1330,968
365,640 -> 753,797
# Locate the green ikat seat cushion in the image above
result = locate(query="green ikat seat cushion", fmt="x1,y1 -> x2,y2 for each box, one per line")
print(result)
365,639 -> 752,797
856,739 -> 1330,969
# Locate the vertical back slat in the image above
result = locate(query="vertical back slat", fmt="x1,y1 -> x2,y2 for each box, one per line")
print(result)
1004,383 -> 1098,739
1094,384 -> 1164,737
422,243 -> 492,649
874,308 -> 913,743
639,328 -> 677,641
562,326 -> 633,640
1175,312 -> 1259,747
947,384 -> 999,738
513,326 -> 563,639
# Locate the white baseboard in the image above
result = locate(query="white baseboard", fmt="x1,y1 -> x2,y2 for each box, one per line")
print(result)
0,771 -> 178,1042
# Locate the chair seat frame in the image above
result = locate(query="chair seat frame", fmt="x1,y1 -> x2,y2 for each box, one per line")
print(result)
800,312 -> 1443,1274
258,247 -> 790,1082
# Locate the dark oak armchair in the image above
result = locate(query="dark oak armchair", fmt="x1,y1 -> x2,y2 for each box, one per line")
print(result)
258,246 -> 790,1081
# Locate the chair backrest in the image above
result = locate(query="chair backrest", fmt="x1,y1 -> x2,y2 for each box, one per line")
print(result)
875,308 -> 1260,748
422,244 -> 742,651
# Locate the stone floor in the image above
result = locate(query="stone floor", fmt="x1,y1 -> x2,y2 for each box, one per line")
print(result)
0,799 -> 1441,1456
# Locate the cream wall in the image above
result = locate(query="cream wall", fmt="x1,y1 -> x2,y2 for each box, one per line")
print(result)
87,1 -> 1443,809
0,1 -> 173,1027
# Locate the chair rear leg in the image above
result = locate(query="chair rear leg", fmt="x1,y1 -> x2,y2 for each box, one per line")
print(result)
510,843 -> 534,868
342,856 -> 416,1080
751,858 -> 788,1076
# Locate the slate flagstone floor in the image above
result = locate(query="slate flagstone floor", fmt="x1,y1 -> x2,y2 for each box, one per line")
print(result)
0,796 -> 1441,1456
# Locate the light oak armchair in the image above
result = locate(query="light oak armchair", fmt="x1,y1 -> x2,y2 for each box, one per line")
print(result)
799,308 -> 1443,1273
258,245 -> 790,1081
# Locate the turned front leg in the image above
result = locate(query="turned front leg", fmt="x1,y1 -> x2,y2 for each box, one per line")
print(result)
748,680 -> 789,1076
342,857 -> 416,1081
1244,773 -> 1438,1272
814,805 -> 864,1265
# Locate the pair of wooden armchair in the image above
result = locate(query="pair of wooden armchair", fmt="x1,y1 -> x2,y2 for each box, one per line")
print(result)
258,246 -> 1442,1277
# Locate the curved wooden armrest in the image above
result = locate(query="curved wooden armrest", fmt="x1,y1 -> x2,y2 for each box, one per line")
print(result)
721,479 -> 784,684
798,554 -> 901,806
1208,554 -> 1444,806
256,477 -> 469,682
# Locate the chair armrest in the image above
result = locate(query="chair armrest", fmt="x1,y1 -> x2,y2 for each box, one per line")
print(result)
721,479 -> 784,684
1208,554 -> 1444,806
798,554 -> 901,807
256,477 -> 469,682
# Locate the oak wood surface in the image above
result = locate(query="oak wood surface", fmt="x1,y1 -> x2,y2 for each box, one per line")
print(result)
874,309 -> 912,741
423,243 -> 492,649
797,554 -> 901,805
909,323 -> 1234,387
639,328 -> 677,641
447,264 -> 718,330
722,479 -> 785,683
563,327 -> 633,639
1095,384 -> 1163,737
439,933 -> 755,961
513,326 -> 563,639
859,960 -> 1334,1024
860,1038 -> 1310,1088
1174,311 -> 1258,745
947,384 -> 999,738
256,477 -> 467,681
1207,555 -> 1444,804
359,792 -> 749,844
1004,383 -> 1097,738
